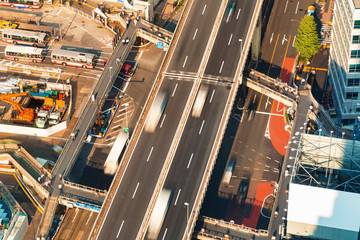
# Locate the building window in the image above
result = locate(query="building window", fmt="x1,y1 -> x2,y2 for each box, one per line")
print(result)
353,36 -> 360,43
356,108 -> 360,113
349,64 -> 360,72
351,50 -> 360,58
348,78 -> 360,86
346,92 -> 358,100
355,20 -> 360,29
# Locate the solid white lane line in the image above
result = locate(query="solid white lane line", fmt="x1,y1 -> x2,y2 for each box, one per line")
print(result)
236,8 -> 241,19
116,220 -> 125,238
284,0 -> 288,13
187,153 -> 194,169
292,36 -> 296,47
193,28 -> 198,40
199,120 -> 205,134
138,51 -> 143,60
162,228 -> 168,240
132,182 -> 140,199
253,94 -> 257,103
174,189 -> 182,205
72,209 -> 79,223
86,212 -> 93,225
160,114 -> 167,128
295,1 -> 299,14
228,33 -> 233,45
182,56 -> 188,68
172,83 -> 178,97
219,61 -> 224,73
209,89 -> 215,103
146,147 -> 154,162
202,4 -> 207,15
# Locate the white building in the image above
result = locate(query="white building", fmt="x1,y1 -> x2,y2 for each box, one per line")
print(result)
287,134 -> 360,239
329,0 -> 360,126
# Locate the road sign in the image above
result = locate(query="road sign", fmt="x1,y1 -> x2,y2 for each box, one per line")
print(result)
157,42 -> 163,48
123,128 -> 129,133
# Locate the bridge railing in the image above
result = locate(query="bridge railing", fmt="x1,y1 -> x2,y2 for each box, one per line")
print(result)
201,216 -> 268,236
63,180 -> 107,194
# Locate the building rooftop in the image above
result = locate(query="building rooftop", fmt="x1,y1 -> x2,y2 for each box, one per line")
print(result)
288,183 -> 360,232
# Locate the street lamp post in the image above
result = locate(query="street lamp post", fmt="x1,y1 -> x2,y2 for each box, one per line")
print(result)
109,66 -> 113,82
184,202 -> 189,222
122,103 -> 129,133
239,38 -> 243,55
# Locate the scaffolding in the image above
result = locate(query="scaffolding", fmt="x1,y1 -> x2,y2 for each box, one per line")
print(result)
290,133 -> 360,193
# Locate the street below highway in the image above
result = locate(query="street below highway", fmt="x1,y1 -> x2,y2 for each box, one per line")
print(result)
257,0 -> 314,79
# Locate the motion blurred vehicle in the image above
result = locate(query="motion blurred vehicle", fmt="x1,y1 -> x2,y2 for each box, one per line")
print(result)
144,92 -> 169,133
224,1 -> 236,23
222,158 -> 235,184
192,85 -> 209,118
147,189 -> 172,240
0,21 -> 17,29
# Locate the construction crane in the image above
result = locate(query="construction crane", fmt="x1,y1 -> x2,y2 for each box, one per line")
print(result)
0,93 -> 34,122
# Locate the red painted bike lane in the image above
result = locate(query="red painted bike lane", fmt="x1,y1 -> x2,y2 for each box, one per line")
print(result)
269,57 -> 294,156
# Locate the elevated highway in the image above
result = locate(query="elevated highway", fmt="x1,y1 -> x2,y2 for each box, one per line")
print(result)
35,15 -> 173,239
89,0 -> 274,240
34,0 -> 303,239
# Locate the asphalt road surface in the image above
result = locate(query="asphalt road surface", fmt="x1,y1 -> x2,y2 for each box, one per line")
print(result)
154,0 -> 259,239
257,0 -> 314,78
95,1 -> 223,239
54,208 -> 98,240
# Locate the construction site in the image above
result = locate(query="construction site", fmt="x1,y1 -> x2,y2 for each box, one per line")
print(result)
0,76 -> 71,136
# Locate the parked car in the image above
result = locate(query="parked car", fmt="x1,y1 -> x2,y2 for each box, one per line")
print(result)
0,21 -> 17,30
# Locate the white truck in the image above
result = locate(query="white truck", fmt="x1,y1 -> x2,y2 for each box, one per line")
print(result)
192,85 -> 209,118
48,111 -> 61,125
147,189 -> 172,240
144,92 -> 169,133
35,110 -> 49,128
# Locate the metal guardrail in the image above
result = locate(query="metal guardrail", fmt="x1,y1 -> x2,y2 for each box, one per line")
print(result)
187,0 -> 266,240
201,216 -> 269,237
59,195 -> 102,210
63,180 -> 107,194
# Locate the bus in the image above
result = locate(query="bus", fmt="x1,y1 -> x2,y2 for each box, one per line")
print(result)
51,49 -> 96,69
2,28 -> 49,47
5,45 -> 45,62
0,0 -> 42,9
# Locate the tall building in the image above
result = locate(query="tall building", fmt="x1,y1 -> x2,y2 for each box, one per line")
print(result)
329,0 -> 360,126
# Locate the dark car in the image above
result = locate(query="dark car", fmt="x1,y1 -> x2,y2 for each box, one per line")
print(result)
237,85 -> 248,111
237,179 -> 249,205
224,1 -> 236,23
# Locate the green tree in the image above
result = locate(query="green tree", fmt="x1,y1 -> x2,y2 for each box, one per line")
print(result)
295,15 -> 321,61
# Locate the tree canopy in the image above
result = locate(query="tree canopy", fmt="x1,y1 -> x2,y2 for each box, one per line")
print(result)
294,15 -> 321,61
